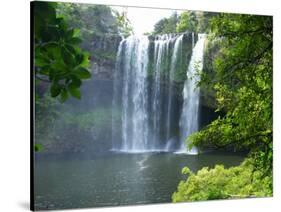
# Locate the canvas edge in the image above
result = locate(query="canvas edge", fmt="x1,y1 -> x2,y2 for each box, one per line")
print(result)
30,1 -> 35,211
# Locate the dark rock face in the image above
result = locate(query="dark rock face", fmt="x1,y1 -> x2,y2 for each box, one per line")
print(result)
90,34 -> 122,79
91,64 -> 115,80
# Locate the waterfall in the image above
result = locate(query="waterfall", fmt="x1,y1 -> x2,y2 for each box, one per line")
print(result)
152,34 -> 174,149
112,33 -> 204,153
120,36 -> 150,151
112,39 -> 126,151
179,34 -> 206,154
166,35 -> 183,141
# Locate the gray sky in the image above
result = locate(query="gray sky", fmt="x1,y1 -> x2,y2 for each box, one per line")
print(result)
112,6 -> 181,35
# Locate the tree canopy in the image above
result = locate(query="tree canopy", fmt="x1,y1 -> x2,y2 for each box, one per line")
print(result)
152,12 -> 178,35
152,11 -> 218,34
173,13 -> 273,201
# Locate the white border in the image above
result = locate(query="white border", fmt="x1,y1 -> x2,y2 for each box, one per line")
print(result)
0,0 -> 280,211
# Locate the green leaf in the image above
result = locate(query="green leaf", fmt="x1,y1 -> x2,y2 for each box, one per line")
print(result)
34,2 -> 96,103
50,83 -> 61,97
66,29 -> 74,40
80,52 -> 90,67
65,44 -> 77,55
49,68 -> 56,81
70,76 -> 82,87
73,29 -> 80,37
61,46 -> 74,66
68,83 -> 81,99
75,53 -> 84,65
60,88 -> 68,102
34,143 -> 43,152
182,167 -> 192,175
42,42 -> 59,49
35,57 -> 49,67
74,67 -> 91,79
69,37 -> 82,45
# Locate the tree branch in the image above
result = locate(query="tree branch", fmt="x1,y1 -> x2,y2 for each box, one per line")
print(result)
35,75 -> 51,83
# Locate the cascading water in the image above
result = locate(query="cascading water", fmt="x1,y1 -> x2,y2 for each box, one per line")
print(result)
120,36 -> 150,151
111,39 -> 126,151
179,34 -> 206,154
112,33 -> 205,153
166,34 -> 183,141
152,34 -> 175,149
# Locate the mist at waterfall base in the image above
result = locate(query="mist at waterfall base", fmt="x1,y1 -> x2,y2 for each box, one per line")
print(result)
35,33 -> 245,210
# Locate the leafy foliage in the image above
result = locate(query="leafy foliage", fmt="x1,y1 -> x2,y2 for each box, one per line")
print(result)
153,12 -> 178,35
176,12 -> 198,33
177,11 -> 218,33
152,11 -> 218,35
33,2 -> 91,102
113,9 -> 134,37
191,14 -> 272,168
175,14 -> 273,200
172,159 -> 272,202
56,3 -> 125,66
34,143 -> 43,152
56,3 -> 120,44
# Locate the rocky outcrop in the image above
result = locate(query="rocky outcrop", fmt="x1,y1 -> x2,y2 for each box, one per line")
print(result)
89,34 -> 122,80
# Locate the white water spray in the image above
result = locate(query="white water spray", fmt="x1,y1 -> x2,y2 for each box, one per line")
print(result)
179,34 -> 206,154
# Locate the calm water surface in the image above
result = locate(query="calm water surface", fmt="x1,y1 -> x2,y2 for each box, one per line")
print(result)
34,152 -> 244,210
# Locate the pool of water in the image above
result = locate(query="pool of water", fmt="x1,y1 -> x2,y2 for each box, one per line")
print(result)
34,151 -> 245,210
